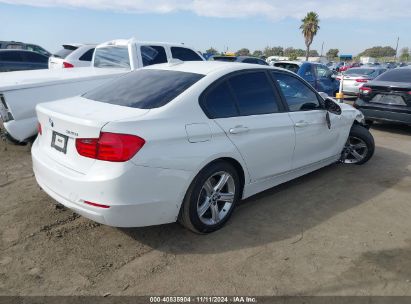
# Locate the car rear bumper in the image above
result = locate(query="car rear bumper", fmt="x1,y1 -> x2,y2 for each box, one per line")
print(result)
354,100 -> 411,124
359,108 -> 411,124
32,138 -> 193,227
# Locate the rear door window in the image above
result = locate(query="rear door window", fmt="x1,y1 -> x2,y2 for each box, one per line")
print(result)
83,69 -> 204,109
141,45 -> 168,66
272,72 -> 321,111
79,48 -> 95,61
202,81 -> 238,118
171,47 -> 203,61
93,46 -> 130,68
228,71 -> 280,116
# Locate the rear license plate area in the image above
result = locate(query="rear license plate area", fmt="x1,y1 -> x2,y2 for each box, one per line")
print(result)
51,131 -> 68,154
371,94 -> 405,105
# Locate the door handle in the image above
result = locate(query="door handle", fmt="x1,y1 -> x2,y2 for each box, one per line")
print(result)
229,126 -> 249,134
295,121 -> 309,128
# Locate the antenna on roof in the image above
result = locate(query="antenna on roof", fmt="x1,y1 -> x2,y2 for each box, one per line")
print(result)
168,59 -> 184,66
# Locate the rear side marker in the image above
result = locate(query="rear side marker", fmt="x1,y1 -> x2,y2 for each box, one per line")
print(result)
83,200 -> 110,209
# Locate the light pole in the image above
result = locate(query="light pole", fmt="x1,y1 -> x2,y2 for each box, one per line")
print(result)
395,37 -> 399,60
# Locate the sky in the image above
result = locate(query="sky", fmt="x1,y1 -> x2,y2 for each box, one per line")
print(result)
1,0 -> 411,55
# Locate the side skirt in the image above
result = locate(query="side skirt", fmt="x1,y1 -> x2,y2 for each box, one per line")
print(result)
242,155 -> 340,199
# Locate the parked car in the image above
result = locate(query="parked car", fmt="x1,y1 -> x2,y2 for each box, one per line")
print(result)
0,50 -> 48,72
49,44 -> 96,69
384,62 -> 398,69
32,61 -> 374,233
210,55 -> 268,65
272,61 -> 340,96
339,67 -> 387,96
329,62 -> 344,72
354,68 -> 411,125
0,38 -> 205,143
0,41 -> 51,57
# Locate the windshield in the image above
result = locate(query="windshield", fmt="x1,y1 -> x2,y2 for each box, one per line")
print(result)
93,46 -> 130,68
83,69 -> 204,109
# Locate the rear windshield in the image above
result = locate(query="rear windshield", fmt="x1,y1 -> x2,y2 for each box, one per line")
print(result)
93,46 -> 130,68
345,69 -> 376,76
53,45 -> 78,59
274,63 -> 300,73
83,69 -> 204,109
375,69 -> 411,82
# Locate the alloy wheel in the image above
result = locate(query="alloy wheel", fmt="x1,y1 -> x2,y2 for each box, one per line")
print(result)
342,136 -> 368,164
197,171 -> 236,225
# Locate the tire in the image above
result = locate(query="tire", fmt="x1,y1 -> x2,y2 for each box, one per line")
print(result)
365,119 -> 374,126
342,124 -> 375,165
178,161 -> 241,234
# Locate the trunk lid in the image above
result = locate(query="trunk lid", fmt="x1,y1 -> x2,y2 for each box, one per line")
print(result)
36,96 -> 149,174
360,81 -> 411,106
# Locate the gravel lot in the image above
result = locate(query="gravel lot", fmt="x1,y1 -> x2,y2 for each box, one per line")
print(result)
1,123 -> 410,296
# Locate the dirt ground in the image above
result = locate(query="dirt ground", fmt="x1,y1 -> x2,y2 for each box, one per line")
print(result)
0,123 -> 410,296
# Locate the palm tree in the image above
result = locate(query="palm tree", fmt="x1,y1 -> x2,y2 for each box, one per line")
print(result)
300,12 -> 320,61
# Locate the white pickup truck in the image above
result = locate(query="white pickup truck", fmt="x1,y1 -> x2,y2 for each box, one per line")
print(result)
0,38 -> 204,142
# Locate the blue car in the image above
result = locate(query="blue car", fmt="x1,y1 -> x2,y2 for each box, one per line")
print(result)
272,61 -> 340,97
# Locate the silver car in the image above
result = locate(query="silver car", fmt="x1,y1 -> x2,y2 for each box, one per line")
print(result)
341,68 -> 386,96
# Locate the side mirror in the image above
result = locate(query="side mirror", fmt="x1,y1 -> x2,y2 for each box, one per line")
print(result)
324,97 -> 342,115
318,92 -> 329,99
326,70 -> 334,78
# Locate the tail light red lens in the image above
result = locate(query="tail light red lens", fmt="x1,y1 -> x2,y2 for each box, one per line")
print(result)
359,87 -> 372,95
356,79 -> 369,83
75,132 -> 145,162
75,138 -> 99,158
63,62 -> 74,68
37,122 -> 42,135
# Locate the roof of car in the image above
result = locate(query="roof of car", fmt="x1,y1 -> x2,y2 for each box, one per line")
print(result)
143,61 -> 282,76
96,38 -> 189,48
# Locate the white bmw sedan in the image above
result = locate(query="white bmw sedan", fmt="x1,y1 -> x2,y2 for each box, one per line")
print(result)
32,61 -> 374,233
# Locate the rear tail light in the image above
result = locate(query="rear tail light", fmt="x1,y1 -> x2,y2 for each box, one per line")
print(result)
407,91 -> 411,95
356,79 -> 369,83
75,132 -> 145,162
63,62 -> 74,68
37,122 -> 42,135
359,87 -> 372,95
